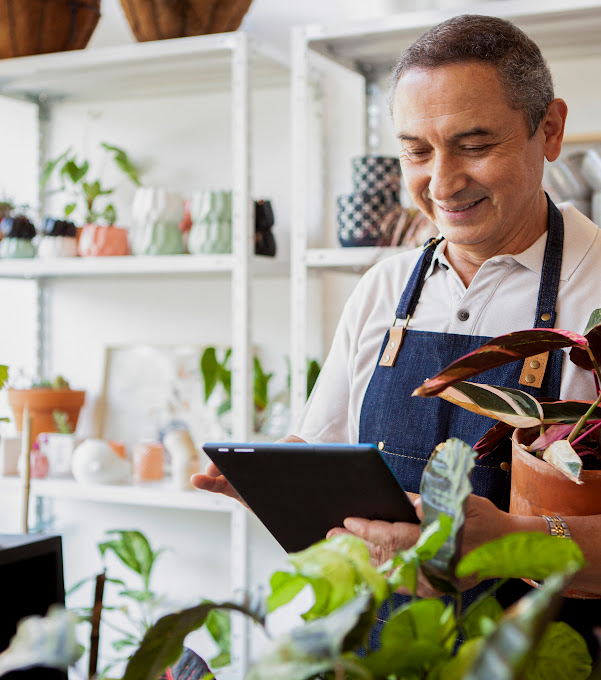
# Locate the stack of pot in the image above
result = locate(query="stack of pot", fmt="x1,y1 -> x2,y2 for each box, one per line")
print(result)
336,155 -> 401,247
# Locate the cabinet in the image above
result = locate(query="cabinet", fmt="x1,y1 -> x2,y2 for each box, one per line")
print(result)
289,0 -> 601,425
0,32 -> 289,678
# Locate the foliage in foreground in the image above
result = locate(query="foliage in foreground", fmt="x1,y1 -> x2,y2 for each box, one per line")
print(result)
0,439 -> 594,679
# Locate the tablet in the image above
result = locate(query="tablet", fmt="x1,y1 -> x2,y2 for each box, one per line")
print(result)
202,442 -> 419,553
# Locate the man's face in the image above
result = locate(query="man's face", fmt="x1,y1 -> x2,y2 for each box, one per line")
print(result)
391,62 -> 547,251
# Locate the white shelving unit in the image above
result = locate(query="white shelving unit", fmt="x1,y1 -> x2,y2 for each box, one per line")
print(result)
289,0 -> 601,425
0,32 -> 289,678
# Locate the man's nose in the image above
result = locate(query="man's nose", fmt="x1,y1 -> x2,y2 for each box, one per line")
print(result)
428,152 -> 469,202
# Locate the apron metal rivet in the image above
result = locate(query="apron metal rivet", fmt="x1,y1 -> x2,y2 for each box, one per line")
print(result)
540,312 -> 551,321
384,355 -> 390,362
500,462 -> 511,472
378,441 -> 384,450
529,360 -> 540,369
524,374 -> 535,383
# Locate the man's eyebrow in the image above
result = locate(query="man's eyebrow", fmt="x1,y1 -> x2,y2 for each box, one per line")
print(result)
397,127 -> 493,141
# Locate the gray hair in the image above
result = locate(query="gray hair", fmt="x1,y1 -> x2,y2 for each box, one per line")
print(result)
388,15 -> 554,138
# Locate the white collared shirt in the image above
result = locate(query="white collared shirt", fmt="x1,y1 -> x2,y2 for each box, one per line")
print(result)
297,203 -> 601,443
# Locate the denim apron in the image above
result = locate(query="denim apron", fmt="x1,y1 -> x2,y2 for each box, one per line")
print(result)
359,196 -> 567,649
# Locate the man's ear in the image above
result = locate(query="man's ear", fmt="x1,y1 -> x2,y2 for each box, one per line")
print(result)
542,98 -> 568,163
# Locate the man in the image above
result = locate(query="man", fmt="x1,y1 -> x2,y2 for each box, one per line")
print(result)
193,14 -> 601,649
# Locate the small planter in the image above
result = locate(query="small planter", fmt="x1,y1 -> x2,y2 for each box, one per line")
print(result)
119,0 -> 253,42
8,388 -> 86,445
510,427 -> 601,599
0,0 -> 100,59
78,224 -> 130,256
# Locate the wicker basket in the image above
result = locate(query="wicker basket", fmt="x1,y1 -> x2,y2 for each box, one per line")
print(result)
120,0 -> 253,41
0,0 -> 100,59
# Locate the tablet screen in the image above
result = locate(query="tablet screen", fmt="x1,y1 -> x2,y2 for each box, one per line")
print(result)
202,442 -> 419,553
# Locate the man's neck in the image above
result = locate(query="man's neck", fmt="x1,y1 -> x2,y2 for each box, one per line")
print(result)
444,197 -> 549,288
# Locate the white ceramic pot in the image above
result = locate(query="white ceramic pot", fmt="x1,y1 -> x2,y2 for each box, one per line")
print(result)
72,438 -> 131,485
37,236 -> 78,258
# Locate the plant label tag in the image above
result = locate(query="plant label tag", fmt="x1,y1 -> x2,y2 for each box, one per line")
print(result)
378,326 -> 406,367
518,352 -> 549,389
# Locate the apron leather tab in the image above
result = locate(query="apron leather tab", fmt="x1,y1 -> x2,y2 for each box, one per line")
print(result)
519,352 -> 549,389
379,326 -> 406,367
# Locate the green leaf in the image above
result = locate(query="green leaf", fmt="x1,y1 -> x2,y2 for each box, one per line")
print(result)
98,530 -> 160,589
431,639 -> 484,680
64,203 -> 77,217
123,600 -> 265,680
414,329 -> 588,398
542,399 -> 601,423
288,534 -> 387,619
456,532 -> 585,582
62,159 -> 88,184
253,356 -> 273,411
268,572 -> 311,612
41,149 -> 71,188
307,359 -> 321,397
206,608 -> 230,668
118,588 -> 156,603
102,203 -> 117,226
419,438 -> 476,587
364,600 -> 454,675
462,595 -> 503,640
570,308 -> 601,371
386,515 -> 453,594
246,593 -> 373,680
464,573 -> 588,680
101,142 -> 141,186
523,621 -> 592,680
0,365 -> 8,391
436,382 -> 543,428
200,347 -> 220,400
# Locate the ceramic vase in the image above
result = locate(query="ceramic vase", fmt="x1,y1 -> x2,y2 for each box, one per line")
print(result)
131,187 -> 185,255
72,438 -> 131,485
0,238 -> 36,258
187,190 -> 232,254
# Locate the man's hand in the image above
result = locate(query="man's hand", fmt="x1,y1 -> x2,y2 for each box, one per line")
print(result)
327,493 -> 512,597
190,434 -> 307,508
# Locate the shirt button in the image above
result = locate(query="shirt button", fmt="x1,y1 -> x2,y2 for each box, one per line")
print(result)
457,309 -> 470,321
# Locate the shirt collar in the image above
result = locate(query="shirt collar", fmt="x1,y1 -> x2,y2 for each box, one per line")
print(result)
424,203 -> 598,282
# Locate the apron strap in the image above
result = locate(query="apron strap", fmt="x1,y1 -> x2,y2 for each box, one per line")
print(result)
395,236 -> 443,320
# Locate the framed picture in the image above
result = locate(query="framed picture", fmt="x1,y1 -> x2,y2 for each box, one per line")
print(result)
96,344 -> 229,448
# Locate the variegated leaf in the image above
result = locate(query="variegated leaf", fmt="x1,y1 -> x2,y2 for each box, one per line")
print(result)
542,400 -> 601,423
436,382 -> 543,428
570,308 -> 601,371
542,440 -> 583,484
529,424 -> 575,451
414,329 -> 587,398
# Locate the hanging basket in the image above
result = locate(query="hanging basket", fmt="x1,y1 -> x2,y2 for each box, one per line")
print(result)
0,0 -> 100,59
119,0 -> 253,42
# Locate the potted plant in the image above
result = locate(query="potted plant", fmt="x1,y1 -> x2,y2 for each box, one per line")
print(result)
414,308 -> 601,597
7,375 -> 86,446
0,438 -> 594,679
41,142 -> 141,257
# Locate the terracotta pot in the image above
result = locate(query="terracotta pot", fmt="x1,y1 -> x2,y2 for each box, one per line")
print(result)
0,0 -> 100,60
510,427 -> 601,599
119,0 -> 253,42
8,388 -> 86,445
78,224 -> 130,256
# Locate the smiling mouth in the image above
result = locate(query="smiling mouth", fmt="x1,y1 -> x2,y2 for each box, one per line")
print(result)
437,198 -> 485,212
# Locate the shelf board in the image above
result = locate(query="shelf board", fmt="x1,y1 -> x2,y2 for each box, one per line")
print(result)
0,33 -> 289,103
305,246 -> 407,272
0,253 -> 289,279
305,0 -> 601,74
0,475 -> 238,512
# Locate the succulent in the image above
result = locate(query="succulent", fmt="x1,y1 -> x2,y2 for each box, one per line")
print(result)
0,215 -> 36,239
41,217 -> 77,238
